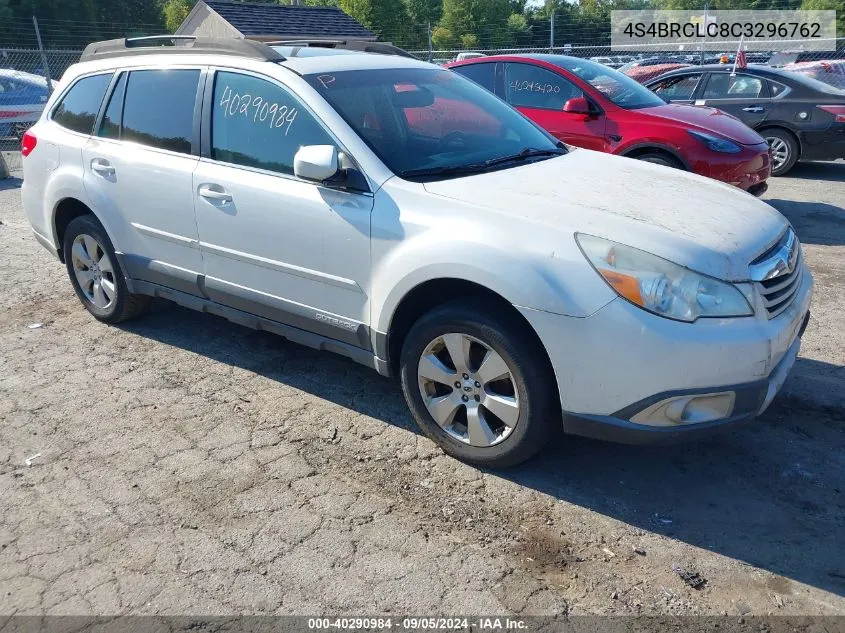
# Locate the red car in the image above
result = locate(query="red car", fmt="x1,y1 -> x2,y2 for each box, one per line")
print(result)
446,54 -> 771,196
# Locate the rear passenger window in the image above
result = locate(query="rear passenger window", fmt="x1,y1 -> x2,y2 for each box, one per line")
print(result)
452,63 -> 496,92
703,74 -> 765,99
52,73 -> 112,135
121,69 -> 199,153
211,71 -> 334,175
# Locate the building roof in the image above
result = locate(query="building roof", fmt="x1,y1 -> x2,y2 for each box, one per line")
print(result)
204,0 -> 376,40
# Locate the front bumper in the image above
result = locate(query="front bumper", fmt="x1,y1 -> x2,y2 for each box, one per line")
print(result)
562,320 -> 805,444
707,144 -> 771,195
518,265 -> 813,443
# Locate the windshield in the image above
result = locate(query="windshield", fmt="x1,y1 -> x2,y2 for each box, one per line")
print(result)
304,67 -> 563,179
553,58 -> 666,109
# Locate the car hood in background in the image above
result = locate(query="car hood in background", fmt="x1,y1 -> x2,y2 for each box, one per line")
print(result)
638,103 -> 767,145
422,149 -> 787,282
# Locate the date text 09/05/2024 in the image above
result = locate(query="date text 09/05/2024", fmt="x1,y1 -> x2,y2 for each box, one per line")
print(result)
307,618 -> 529,630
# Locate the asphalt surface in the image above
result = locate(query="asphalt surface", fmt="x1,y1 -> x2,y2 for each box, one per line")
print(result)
0,162 -> 843,616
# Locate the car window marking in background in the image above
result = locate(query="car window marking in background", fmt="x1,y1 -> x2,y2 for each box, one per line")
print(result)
317,75 -> 335,89
218,85 -> 298,136
509,80 -> 561,95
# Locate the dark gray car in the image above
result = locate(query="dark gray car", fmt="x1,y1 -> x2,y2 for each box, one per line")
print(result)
645,64 -> 845,175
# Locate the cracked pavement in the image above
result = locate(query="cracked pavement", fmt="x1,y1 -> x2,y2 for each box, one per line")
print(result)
1,164 -> 844,616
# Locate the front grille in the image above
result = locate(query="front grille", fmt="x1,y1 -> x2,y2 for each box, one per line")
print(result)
757,251 -> 803,319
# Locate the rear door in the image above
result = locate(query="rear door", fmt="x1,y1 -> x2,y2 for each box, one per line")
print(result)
82,67 -> 205,295
502,62 -> 607,151
697,72 -> 770,127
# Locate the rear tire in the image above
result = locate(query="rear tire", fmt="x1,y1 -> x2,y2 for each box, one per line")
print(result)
762,128 -> 798,176
634,152 -> 683,169
399,299 -> 558,468
63,215 -> 150,323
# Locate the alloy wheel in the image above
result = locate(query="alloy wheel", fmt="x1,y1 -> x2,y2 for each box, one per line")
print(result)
417,332 -> 520,447
71,234 -> 116,310
766,136 -> 789,172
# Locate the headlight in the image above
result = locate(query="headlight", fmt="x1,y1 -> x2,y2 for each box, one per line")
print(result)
576,234 -> 753,322
688,130 -> 742,154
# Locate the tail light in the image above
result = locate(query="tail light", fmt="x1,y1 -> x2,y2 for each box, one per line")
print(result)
21,130 -> 37,157
817,105 -> 845,122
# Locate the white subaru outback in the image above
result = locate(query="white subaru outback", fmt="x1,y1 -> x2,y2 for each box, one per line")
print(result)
21,36 -> 812,466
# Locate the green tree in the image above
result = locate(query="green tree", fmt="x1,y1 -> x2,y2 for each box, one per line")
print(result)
406,0 -> 442,26
340,0 -> 410,41
431,24 -> 455,47
460,32 -> 479,46
163,0 -> 194,32
440,0 -> 512,47
800,0 -> 845,36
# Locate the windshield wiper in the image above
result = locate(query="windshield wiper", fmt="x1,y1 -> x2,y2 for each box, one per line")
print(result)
400,147 -> 566,180
398,163 -> 491,179
480,147 -> 567,168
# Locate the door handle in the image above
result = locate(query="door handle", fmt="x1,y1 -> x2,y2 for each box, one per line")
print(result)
198,184 -> 233,203
90,159 -> 115,176
742,106 -> 764,113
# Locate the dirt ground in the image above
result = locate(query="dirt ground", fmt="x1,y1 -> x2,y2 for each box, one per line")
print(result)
0,162 -> 843,617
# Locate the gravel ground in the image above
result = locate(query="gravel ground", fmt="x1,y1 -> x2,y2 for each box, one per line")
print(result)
0,163 -> 843,617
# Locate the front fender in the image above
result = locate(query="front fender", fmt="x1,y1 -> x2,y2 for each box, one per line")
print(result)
370,229 -> 616,337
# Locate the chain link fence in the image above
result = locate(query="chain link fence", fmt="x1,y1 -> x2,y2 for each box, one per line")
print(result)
1,48 -> 82,172
1,26 -> 843,174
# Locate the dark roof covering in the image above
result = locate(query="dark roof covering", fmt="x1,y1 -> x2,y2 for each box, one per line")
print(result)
204,0 -> 375,40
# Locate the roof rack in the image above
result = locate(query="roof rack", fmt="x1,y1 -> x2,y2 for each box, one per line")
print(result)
80,35 -> 286,63
265,39 -> 416,59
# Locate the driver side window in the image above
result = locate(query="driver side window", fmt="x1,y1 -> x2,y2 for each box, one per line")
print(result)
211,71 -> 334,175
505,63 -> 581,110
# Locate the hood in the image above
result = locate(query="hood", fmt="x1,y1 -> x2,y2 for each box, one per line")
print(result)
639,103 -> 766,146
422,149 -> 788,282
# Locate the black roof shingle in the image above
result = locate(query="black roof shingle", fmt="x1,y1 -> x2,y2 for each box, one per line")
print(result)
204,0 -> 376,40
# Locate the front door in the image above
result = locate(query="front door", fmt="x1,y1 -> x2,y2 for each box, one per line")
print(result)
503,62 -> 607,151
192,69 -> 374,349
697,72 -> 770,127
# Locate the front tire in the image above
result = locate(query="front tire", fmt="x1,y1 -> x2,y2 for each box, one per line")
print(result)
399,299 -> 558,467
63,215 -> 150,323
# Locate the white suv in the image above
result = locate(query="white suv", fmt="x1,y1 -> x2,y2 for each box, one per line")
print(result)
21,36 -> 812,466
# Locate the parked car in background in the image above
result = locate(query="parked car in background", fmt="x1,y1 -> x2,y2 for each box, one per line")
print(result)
618,56 -> 683,74
0,69 -> 55,139
645,64 -> 845,175
625,63 -> 690,84
447,54 -> 771,195
783,60 -> 845,91
454,52 -> 486,62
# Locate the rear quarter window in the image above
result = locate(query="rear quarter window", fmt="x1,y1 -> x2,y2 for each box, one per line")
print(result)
52,73 -> 113,135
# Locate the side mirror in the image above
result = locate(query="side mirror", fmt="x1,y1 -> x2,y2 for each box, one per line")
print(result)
563,96 -> 592,115
294,145 -> 339,182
